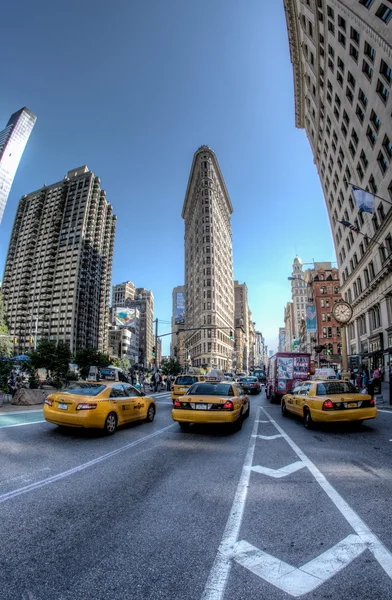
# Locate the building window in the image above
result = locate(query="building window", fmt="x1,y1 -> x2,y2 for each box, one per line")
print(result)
359,0 -> 374,7
350,26 -> 360,44
350,44 -> 359,62
338,15 -> 346,30
376,79 -> 389,103
367,126 -> 377,147
380,59 -> 392,84
383,134 -> 392,159
358,88 -> 368,108
376,4 -> 392,23
346,86 -> 354,103
378,151 -> 388,174
338,31 -> 346,47
362,60 -> 373,80
364,41 -> 375,62
360,149 -> 369,169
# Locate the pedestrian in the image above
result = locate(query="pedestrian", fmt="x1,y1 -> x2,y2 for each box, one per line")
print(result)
372,366 -> 381,394
154,371 -> 160,393
166,375 -> 172,391
356,372 -> 362,389
350,371 -> 355,385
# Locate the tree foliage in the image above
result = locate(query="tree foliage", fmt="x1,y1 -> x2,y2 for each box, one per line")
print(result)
74,348 -> 111,377
0,292 -> 12,357
29,340 -> 72,380
161,357 -> 182,376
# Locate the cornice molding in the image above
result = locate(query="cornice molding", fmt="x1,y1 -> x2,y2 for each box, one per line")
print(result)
283,0 -> 305,128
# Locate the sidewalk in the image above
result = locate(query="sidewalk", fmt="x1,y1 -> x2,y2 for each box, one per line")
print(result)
375,382 -> 392,409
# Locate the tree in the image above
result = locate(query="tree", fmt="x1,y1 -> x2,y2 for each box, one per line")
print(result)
161,357 -> 182,377
0,292 -> 12,358
30,340 -> 72,380
74,348 -> 111,377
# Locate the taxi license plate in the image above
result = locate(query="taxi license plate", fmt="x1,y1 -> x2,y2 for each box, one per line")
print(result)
195,404 -> 207,410
58,403 -> 68,410
348,402 -> 357,409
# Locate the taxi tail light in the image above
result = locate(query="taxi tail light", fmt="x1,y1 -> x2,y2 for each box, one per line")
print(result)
76,403 -> 97,410
369,398 -> 375,407
222,400 -> 234,411
173,399 -> 181,408
253,383 -> 258,387
44,397 -> 53,406
322,399 -> 334,410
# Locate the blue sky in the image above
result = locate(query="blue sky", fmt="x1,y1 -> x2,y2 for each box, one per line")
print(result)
0,0 -> 335,355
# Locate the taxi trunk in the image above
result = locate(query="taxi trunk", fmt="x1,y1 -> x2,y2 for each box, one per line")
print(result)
172,395 -> 241,424
44,392 -> 104,428
314,393 -> 377,423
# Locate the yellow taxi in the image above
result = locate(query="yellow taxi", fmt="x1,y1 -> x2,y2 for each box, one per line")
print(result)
281,380 -> 377,429
44,381 -> 156,435
171,374 -> 205,402
172,380 -> 249,431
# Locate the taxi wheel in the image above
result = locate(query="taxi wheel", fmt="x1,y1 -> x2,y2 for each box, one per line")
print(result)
145,404 -> 155,423
244,402 -> 250,418
104,412 -> 118,435
232,411 -> 243,432
281,401 -> 288,417
303,408 -> 313,430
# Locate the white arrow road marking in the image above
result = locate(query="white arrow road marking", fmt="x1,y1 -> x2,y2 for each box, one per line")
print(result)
261,408 -> 392,581
251,461 -> 305,478
233,535 -> 366,597
252,434 -> 282,440
255,420 -> 269,423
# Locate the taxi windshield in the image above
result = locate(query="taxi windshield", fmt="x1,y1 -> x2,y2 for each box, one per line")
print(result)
316,382 -> 358,395
187,383 -> 233,396
175,376 -> 198,386
240,377 -> 257,382
61,383 -> 106,396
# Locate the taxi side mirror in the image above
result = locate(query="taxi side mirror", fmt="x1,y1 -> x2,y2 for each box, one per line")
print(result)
140,392 -> 145,396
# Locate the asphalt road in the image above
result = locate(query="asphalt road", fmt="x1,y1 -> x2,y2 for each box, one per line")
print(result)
1,391 -> 392,600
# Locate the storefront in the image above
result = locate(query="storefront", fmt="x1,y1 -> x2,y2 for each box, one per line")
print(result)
384,327 -> 392,383
368,333 -> 384,371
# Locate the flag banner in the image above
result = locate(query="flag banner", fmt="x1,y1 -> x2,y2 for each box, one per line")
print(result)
337,219 -> 359,233
352,185 -> 374,214
306,304 -> 317,332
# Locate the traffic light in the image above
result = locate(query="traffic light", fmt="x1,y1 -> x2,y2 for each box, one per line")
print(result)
29,336 -> 33,344
229,330 -> 233,340
13,337 -> 17,344
327,343 -> 333,354
152,346 -> 156,357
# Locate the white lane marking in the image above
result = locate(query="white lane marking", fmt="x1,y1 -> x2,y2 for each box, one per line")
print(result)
0,423 -> 175,504
378,409 -> 392,414
0,420 -> 46,428
255,420 -> 269,423
0,409 -> 43,415
252,434 -> 282,440
261,408 -> 392,580
251,461 -> 305,478
201,407 -> 261,600
233,534 -> 366,598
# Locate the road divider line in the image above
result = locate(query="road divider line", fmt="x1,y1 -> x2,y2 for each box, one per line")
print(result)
201,407 -> 261,600
0,423 -> 176,504
0,420 -> 46,428
261,407 -> 392,581
378,409 -> 392,414
252,434 -> 282,440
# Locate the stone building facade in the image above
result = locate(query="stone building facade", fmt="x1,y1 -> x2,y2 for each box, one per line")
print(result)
283,0 -> 392,379
182,146 -> 234,370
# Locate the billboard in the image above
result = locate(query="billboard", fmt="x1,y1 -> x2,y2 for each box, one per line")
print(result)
175,291 -> 185,325
306,304 -> 317,332
277,356 -> 293,379
115,307 -> 137,329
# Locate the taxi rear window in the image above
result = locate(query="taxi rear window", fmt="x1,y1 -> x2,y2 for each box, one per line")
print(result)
316,382 -> 357,396
175,376 -> 197,385
61,383 -> 106,396
187,383 -> 233,396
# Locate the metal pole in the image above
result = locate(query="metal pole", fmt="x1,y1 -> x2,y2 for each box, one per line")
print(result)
34,317 -> 38,351
341,325 -> 349,379
154,318 -> 158,373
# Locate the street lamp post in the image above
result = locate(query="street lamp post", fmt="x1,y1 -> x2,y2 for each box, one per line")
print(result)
27,309 -> 59,351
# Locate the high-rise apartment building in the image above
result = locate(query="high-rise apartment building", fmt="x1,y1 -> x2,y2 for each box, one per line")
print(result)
284,301 -> 295,351
234,281 -> 250,372
111,282 -> 154,369
0,107 -> 37,224
2,166 -> 116,354
291,256 -> 307,342
284,0 -> 392,376
182,146 -> 234,370
171,285 -> 186,366
278,327 -> 286,352
112,281 -> 136,307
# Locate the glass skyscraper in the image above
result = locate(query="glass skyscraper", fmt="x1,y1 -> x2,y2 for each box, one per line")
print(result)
0,107 -> 37,224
